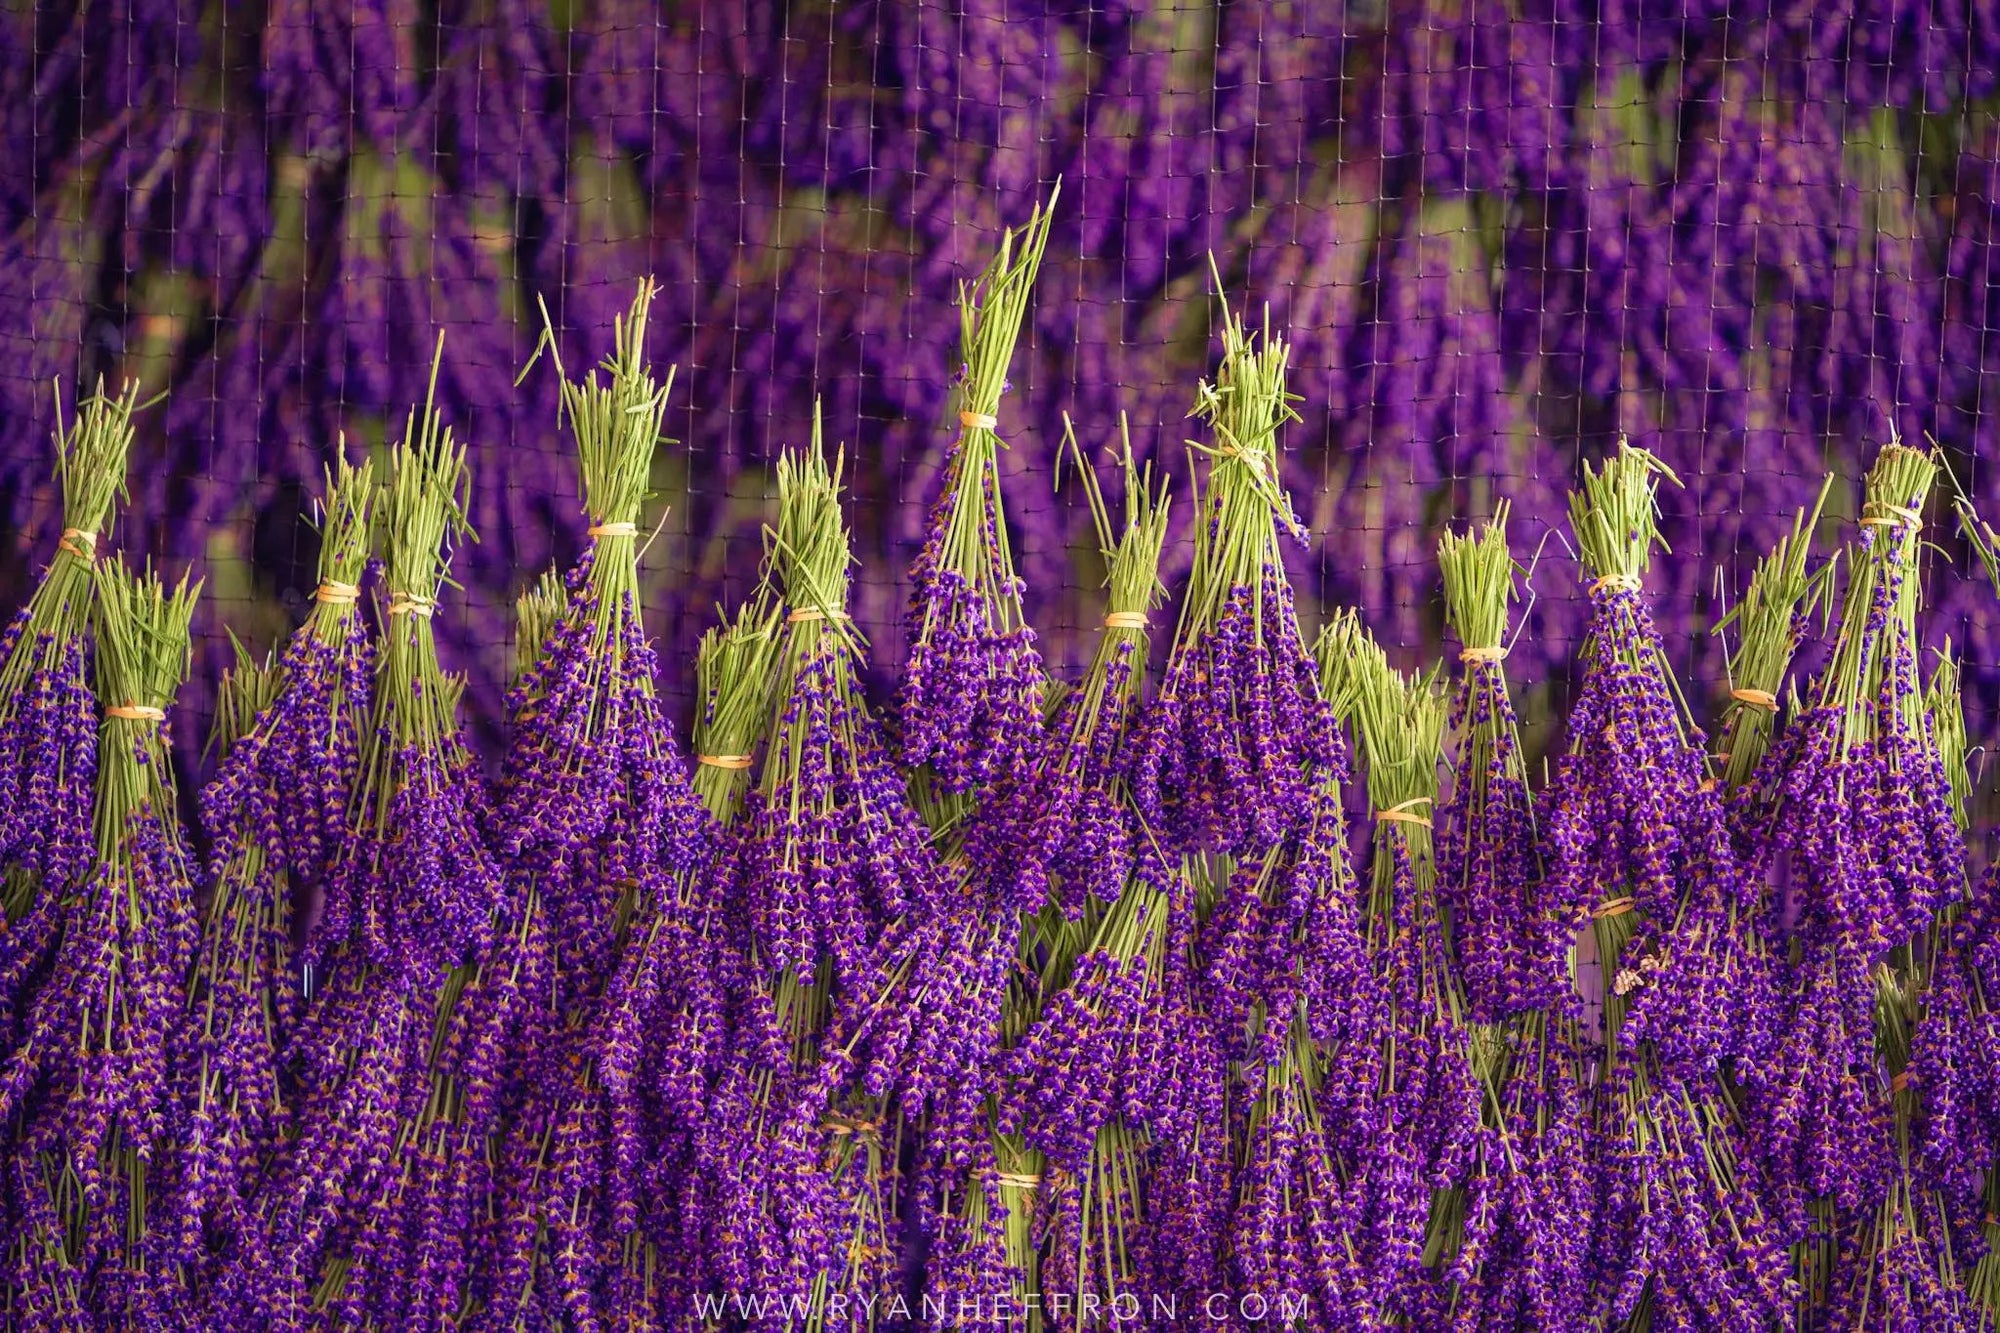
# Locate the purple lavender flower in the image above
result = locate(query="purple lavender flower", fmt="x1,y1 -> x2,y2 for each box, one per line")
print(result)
253,370 -> 503,1327
156,458 -> 373,1316
1126,289 -> 1341,859
0,563 -> 201,1325
0,383 -> 139,1051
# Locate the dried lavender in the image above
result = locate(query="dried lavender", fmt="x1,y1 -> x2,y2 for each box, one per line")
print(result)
194,454 -> 376,907
1126,270 -> 1340,858
702,427 -> 942,1327
490,596 -> 780,1330
1747,446 -> 1972,1325
0,562 -> 200,1326
990,431 -> 1188,1318
744,428 -> 941,999
900,189 -> 1057,805
1546,444 -> 1794,1328
1746,448 -> 1959,1249
0,381 -> 138,1048
259,361 -> 504,1327
1321,614 -> 1481,1323
1434,506 -> 1559,1024
1428,506 -> 1597,1326
1709,479 -> 1836,800
492,278 -> 707,1021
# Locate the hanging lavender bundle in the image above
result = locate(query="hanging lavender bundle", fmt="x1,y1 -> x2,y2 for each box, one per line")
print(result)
0,563 -> 201,1325
1127,272 -> 1341,858
1545,444 -> 1794,1328
155,647 -> 286,1304
409,283 -> 705,1328
743,432 -> 942,1002
1432,520 -> 1594,1330
489,596 -> 780,1329
0,382 -> 138,1046
490,279 -> 707,1028
1744,445 -> 1970,1326
1434,506 -> 1561,1024
1318,615 -> 1480,1325
991,432 -> 1190,1318
900,189 -> 1057,805
260,370 -> 504,1328
706,431 -> 943,1326
1709,480 -> 1836,802
1180,612 -> 1374,1327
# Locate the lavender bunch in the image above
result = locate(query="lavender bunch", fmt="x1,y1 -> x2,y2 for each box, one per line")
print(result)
989,434 -> 1192,1317
194,454 -> 376,904
705,434 -> 940,1328
899,189 -> 1057,804
260,366 -> 504,1327
1709,480 -> 1837,802
489,595 -> 780,1330
1748,446 -> 1971,1326
1127,272 -> 1340,858
0,382 -> 138,1047
1545,444 -> 1794,1328
972,417 -> 1170,923
1319,614 -> 1482,1323
458,283 -> 709,1326
1430,506 -> 1597,1326
491,279 -> 707,1020
742,428 -> 942,1002
1746,447 -> 1960,1255
0,562 -> 200,1326
1434,506 -> 1561,1024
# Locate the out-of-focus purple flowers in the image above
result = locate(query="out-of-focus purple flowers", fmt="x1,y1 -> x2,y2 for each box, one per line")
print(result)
9,3 -> 2000,771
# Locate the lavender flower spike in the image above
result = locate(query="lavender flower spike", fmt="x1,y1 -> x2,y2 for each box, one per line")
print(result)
0,380 -> 140,1050
0,562 -> 201,1326
901,186 -> 1058,807
1126,264 -> 1339,859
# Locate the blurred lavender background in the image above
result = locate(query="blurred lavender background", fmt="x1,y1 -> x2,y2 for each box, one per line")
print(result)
3,0 -> 1999,781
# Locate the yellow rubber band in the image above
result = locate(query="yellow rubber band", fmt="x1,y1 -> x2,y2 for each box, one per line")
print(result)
697,754 -> 754,770
586,521 -> 638,539
105,704 -> 165,723
1103,612 -> 1150,630
787,607 -> 851,624
1374,797 -> 1433,829
1860,503 -> 1922,531
1459,646 -> 1507,664
59,528 -> 97,560
315,581 -> 361,605
388,594 -> 437,619
996,1172 -> 1042,1191
1589,574 -> 1642,595
1592,896 -> 1637,920
959,410 -> 998,432
1729,688 -> 1777,710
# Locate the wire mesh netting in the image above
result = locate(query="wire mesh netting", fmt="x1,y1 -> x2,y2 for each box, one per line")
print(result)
3,2 -> 1999,775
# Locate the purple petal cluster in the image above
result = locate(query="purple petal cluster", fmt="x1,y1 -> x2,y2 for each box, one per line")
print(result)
0,617 -> 96,1045
1130,574 -> 1342,857
1436,657 -> 1559,1023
